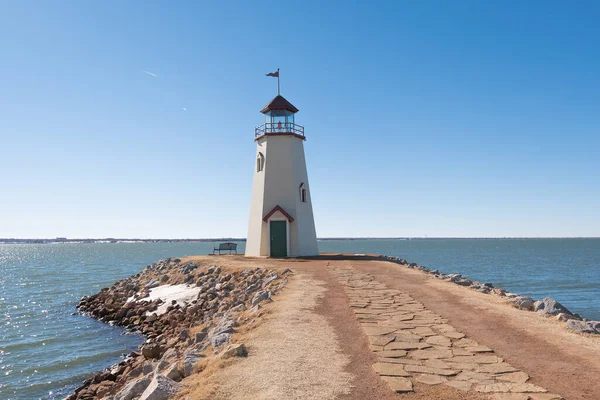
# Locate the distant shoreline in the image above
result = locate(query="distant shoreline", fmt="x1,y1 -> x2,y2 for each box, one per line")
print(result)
0,238 -> 246,244
1,237 -> 598,244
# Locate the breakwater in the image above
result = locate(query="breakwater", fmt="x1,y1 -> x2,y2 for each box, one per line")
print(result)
70,257 -> 290,399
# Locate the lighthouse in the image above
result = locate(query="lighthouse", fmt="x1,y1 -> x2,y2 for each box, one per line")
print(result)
245,90 -> 319,257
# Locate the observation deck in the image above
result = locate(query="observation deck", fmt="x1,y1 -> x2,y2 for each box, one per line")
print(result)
255,122 -> 305,140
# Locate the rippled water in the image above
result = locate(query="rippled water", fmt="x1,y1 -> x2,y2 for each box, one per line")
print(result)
0,242 -> 239,400
1,239 -> 598,400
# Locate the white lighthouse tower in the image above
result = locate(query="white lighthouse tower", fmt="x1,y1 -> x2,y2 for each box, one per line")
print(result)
245,91 -> 319,257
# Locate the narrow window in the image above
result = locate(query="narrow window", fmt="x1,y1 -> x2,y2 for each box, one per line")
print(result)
299,182 -> 307,202
257,152 -> 264,172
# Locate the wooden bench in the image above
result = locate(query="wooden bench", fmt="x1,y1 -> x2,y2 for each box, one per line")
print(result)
212,242 -> 237,255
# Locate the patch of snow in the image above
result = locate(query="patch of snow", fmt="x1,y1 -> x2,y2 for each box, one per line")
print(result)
131,284 -> 201,315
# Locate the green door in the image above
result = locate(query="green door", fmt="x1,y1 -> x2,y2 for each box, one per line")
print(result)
270,221 -> 287,257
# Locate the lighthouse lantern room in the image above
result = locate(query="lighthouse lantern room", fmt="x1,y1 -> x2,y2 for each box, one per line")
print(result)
245,92 -> 318,257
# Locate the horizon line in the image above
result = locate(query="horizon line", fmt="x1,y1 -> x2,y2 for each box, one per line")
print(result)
2,236 -> 600,242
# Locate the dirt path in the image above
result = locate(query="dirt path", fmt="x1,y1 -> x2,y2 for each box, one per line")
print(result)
190,270 -> 353,400
179,255 -> 600,399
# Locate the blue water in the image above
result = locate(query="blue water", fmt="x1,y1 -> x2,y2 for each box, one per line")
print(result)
0,239 -> 599,400
0,242 -> 243,400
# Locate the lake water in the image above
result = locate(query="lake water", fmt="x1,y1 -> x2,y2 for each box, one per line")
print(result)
1,239 -> 599,399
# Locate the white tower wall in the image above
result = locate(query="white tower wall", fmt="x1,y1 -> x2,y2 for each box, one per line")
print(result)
246,134 -> 318,257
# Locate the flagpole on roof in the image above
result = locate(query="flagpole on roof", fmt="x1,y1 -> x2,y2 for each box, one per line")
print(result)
265,69 -> 280,95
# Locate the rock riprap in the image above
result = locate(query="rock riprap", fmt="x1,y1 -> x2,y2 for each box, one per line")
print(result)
69,258 -> 291,400
380,255 -> 600,336
329,266 -> 565,400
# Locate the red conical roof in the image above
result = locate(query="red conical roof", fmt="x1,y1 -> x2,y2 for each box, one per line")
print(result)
261,95 -> 299,114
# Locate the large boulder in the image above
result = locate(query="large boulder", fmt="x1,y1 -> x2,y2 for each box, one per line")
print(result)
557,313 -> 576,322
511,296 -> 535,311
251,290 -> 270,305
447,274 -> 473,287
95,381 -> 113,398
139,374 -> 181,400
183,352 -> 205,376
208,315 -> 236,348
455,278 -> 473,286
164,363 -> 183,382
534,297 -> 572,316
145,279 -> 160,289
142,363 -> 154,375
566,320 -> 598,334
212,317 -> 237,336
154,348 -> 178,374
245,282 -> 261,295
141,344 -> 165,360
588,321 -> 600,332
262,273 -> 279,288
182,263 -> 197,274
113,377 -> 151,400
210,332 -> 231,348
221,343 -> 248,358
195,330 -> 207,344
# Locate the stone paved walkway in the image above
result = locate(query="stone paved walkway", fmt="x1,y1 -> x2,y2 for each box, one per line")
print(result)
329,266 -> 564,400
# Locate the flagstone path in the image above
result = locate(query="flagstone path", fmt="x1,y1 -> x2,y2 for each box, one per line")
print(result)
328,266 -> 564,400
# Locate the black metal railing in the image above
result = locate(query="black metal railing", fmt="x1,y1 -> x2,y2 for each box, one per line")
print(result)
255,122 -> 305,138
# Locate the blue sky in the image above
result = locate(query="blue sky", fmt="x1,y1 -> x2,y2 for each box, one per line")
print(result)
1,1 -> 599,238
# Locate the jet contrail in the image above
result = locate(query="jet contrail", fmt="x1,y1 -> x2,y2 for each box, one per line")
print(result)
142,70 -> 158,77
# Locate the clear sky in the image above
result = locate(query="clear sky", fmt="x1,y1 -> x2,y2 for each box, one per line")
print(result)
1,1 -> 599,238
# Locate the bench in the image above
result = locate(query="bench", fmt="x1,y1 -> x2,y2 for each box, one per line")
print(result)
212,242 -> 237,255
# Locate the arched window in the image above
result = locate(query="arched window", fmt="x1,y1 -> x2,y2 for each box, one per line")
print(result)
299,182 -> 307,203
256,152 -> 265,172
